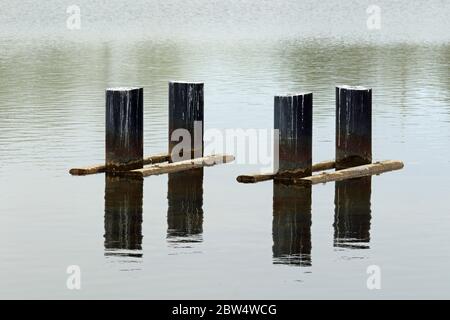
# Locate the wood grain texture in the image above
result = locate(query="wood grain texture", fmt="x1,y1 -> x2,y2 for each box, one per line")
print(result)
105,87 -> 144,172
299,160 -> 403,185
69,153 -> 170,175
236,160 -> 335,183
123,154 -> 234,177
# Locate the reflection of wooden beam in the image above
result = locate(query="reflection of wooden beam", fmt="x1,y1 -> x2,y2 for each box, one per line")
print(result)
237,160 -> 335,183
70,153 -> 169,176
299,160 -> 403,185
123,154 -> 234,178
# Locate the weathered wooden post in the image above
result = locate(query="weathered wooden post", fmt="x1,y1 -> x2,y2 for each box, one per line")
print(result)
105,87 -> 143,172
104,175 -> 143,255
336,85 -> 372,170
274,92 -> 313,180
273,182 -> 312,266
168,81 -> 204,162
167,169 -> 204,244
333,176 -> 372,249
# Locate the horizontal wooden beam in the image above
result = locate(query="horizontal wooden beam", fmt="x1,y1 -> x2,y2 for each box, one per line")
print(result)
311,160 -> 336,171
236,160 -> 335,183
123,154 -> 235,178
69,153 -> 169,176
298,160 -> 403,185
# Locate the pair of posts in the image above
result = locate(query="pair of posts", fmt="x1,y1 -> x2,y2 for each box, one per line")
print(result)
105,82 -> 204,172
274,86 -> 372,180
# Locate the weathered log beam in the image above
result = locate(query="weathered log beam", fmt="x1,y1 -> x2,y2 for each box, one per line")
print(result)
236,172 -> 274,183
69,153 -> 170,176
123,154 -> 234,178
298,160 -> 403,185
312,160 -> 336,172
236,160 -> 335,183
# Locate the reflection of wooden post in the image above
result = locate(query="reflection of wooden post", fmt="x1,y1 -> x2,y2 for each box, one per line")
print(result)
336,86 -> 372,170
273,182 -> 312,266
167,168 -> 204,243
104,175 -> 143,255
334,176 -> 372,249
105,88 -> 143,172
274,92 -> 313,180
168,82 -> 204,162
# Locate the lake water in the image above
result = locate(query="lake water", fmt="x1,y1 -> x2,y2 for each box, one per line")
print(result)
0,0 -> 449,299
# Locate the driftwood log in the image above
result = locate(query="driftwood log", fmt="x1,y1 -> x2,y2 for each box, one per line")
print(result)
236,160 -> 336,183
297,160 -> 403,185
122,154 -> 234,178
69,153 -> 169,176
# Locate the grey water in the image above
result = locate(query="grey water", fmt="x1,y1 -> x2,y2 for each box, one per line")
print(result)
0,0 -> 449,299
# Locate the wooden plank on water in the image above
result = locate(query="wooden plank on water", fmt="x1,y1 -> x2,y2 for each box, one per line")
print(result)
123,154 -> 235,178
298,160 -> 403,185
236,160 -> 336,183
69,153 -> 170,176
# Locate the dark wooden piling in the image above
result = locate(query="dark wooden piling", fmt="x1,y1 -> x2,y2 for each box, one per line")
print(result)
167,168 -> 204,243
336,85 -> 372,170
168,81 -> 204,162
104,175 -> 143,255
333,176 -> 372,249
105,87 -> 143,172
274,92 -> 313,180
273,182 -> 312,266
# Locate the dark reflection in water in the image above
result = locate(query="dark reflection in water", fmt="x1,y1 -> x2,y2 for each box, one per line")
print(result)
104,174 -> 143,257
333,177 -> 372,249
272,182 -> 312,267
167,168 -> 204,245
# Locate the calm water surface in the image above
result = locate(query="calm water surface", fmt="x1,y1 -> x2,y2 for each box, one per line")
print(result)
0,1 -> 449,299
